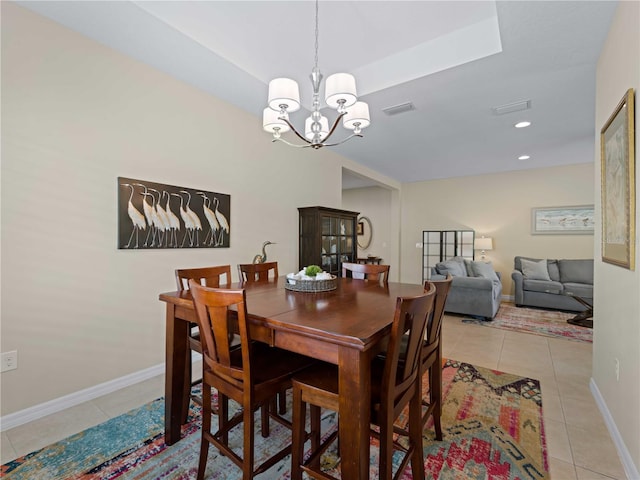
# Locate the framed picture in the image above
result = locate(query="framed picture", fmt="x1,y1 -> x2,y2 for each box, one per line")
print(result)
357,221 -> 364,236
531,205 -> 595,235
117,177 -> 230,250
601,88 -> 635,270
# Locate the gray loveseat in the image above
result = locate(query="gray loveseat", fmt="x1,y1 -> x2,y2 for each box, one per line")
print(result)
430,256 -> 502,320
511,256 -> 593,312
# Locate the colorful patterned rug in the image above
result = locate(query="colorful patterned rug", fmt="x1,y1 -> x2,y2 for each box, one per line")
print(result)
2,360 -> 549,479
463,303 -> 592,343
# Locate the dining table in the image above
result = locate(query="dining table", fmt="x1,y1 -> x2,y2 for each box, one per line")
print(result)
158,276 -> 426,480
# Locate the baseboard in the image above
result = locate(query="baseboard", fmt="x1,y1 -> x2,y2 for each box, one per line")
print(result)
0,352 -> 203,432
502,294 -> 515,303
590,378 -> 639,479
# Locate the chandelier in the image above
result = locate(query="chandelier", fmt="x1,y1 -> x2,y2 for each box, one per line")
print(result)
262,0 -> 370,149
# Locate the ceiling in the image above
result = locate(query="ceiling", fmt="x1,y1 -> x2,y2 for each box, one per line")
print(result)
18,1 -> 618,188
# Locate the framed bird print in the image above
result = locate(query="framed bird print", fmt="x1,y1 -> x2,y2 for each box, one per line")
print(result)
117,177 -> 230,249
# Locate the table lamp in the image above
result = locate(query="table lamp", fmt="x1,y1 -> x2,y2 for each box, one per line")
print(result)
474,236 -> 493,260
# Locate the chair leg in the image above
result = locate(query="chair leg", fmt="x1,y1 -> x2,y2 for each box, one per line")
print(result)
182,348 -> 192,423
432,354 -> 443,441
278,388 -> 287,414
261,403 -> 270,438
409,389 -> 426,480
220,394 -> 229,446
378,409 -> 394,480
291,385 -> 306,480
242,406 -> 255,480
197,384 -> 211,480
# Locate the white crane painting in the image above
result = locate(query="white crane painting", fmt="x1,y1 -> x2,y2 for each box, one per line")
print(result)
117,177 -> 230,249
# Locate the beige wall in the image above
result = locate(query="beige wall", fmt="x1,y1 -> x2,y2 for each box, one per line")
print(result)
342,186 -> 400,281
399,164 -> 595,293
0,4 -> 396,415
593,1 -> 640,475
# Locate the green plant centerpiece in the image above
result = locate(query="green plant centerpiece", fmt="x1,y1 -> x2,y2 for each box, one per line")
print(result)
305,265 -> 322,277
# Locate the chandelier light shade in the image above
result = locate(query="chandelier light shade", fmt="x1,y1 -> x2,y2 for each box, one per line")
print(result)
267,78 -> 300,113
343,102 -> 371,133
324,73 -> 358,110
262,108 -> 291,135
305,115 -> 329,140
263,0 -> 370,149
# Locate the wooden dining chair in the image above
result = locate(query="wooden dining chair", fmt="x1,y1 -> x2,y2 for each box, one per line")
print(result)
290,284 -> 436,480
189,281 -> 316,480
174,265 -> 233,415
237,261 -> 287,413
341,261 -> 390,285
419,274 -> 453,437
238,261 -> 279,283
378,273 -> 453,438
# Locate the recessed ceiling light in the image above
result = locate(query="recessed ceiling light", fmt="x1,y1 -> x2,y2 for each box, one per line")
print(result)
515,121 -> 531,128
518,155 -> 530,160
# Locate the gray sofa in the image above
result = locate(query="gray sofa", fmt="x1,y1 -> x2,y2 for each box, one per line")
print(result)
511,256 -> 593,312
430,256 -> 502,320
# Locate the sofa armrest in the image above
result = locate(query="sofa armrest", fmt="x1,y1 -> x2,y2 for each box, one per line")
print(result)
512,270 -> 524,305
451,275 -> 495,291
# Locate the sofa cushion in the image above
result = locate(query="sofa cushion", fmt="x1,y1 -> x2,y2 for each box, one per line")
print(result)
521,258 -> 551,281
563,282 -> 593,299
547,260 -> 560,282
523,279 -> 564,295
515,256 -> 560,281
559,259 -> 593,284
468,261 -> 500,283
435,257 -> 467,277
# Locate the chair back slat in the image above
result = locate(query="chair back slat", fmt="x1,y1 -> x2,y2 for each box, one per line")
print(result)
175,265 -> 232,291
382,284 -> 436,410
424,274 -> 453,347
341,262 -> 390,285
238,262 -> 278,283
189,282 -> 250,385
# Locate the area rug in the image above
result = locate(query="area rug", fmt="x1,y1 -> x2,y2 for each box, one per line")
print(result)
463,303 -> 592,343
2,359 -> 549,479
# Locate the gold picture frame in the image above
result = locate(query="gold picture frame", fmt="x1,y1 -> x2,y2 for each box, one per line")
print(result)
601,88 -> 635,270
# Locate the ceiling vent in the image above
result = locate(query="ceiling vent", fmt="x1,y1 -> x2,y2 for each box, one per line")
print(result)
491,99 -> 531,116
382,102 -> 415,116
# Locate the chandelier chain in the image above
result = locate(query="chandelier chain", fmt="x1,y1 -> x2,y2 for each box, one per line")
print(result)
314,0 -> 319,70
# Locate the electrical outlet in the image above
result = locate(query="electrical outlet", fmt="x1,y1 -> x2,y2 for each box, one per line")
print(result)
1,350 -> 18,372
614,358 -> 620,381
416,242 -> 423,248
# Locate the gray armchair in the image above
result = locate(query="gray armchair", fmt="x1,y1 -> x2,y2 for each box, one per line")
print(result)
430,256 -> 502,320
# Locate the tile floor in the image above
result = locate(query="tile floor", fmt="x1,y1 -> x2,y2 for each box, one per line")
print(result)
1,312 -> 627,479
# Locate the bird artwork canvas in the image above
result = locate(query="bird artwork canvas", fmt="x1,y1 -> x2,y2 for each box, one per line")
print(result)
117,177 -> 230,249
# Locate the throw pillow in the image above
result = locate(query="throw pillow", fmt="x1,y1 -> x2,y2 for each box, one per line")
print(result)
469,261 -> 500,282
521,258 -> 551,281
435,257 -> 467,277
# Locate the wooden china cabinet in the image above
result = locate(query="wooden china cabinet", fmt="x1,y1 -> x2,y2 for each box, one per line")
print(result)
298,206 -> 359,276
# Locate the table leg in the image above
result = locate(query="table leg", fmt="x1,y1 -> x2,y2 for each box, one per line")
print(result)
165,303 -> 189,445
565,295 -> 593,329
567,310 -> 593,328
338,346 -> 371,480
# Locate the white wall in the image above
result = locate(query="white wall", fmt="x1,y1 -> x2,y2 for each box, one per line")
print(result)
593,1 -> 640,476
398,164 -> 595,293
0,3 -> 397,416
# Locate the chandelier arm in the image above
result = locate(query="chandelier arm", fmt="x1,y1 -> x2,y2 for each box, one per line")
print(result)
279,116 -> 313,145
318,111 -> 347,144
320,133 -> 364,147
272,138 -> 313,148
